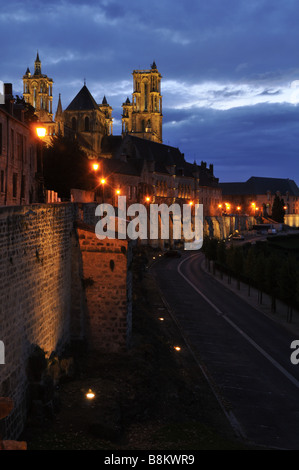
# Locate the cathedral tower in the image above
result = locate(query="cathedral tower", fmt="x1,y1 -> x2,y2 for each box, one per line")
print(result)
122,62 -> 162,143
23,52 -> 54,121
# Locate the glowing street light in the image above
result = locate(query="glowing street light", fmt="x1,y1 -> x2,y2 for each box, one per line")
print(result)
92,162 -> 99,171
145,196 -> 150,202
36,127 -> 46,138
35,126 -> 47,202
100,178 -> 106,185
115,189 -> 121,195
85,389 -> 95,400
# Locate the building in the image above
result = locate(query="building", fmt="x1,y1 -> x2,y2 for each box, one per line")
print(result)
95,134 -> 221,217
220,176 -> 299,217
62,84 -> 113,157
23,52 -> 55,141
0,84 -> 38,206
121,62 -> 163,143
21,55 -> 220,215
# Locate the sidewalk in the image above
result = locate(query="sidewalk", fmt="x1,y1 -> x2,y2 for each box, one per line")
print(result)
202,258 -> 299,338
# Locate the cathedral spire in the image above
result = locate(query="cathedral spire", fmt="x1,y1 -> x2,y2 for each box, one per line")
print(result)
55,93 -> 63,120
34,51 -> 41,75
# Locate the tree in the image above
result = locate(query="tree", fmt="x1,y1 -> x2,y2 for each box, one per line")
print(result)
271,195 -> 285,223
202,236 -> 218,272
43,134 -> 94,198
278,257 -> 298,322
216,240 -> 226,279
265,255 -> 278,313
252,253 -> 265,304
244,246 -> 256,296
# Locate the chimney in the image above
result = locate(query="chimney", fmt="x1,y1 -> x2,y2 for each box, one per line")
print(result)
4,83 -> 14,115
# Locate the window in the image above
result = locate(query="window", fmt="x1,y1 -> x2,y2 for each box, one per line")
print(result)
16,133 -> 23,161
0,170 -> 4,192
0,123 -> 2,155
21,175 -> 25,199
84,116 -> 90,131
144,83 -> 148,110
23,137 -> 27,163
72,117 -> 77,131
11,129 -> 14,161
13,173 -> 17,198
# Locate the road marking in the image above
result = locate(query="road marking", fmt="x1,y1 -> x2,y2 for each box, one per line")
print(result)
178,254 -> 223,315
177,254 -> 299,390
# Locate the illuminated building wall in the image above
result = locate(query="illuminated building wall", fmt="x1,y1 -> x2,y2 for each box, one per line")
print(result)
0,84 -> 38,206
0,203 -> 132,439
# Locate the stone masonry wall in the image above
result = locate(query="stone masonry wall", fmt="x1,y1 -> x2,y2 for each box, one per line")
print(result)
77,223 -> 132,352
0,203 -> 74,439
0,202 -> 133,439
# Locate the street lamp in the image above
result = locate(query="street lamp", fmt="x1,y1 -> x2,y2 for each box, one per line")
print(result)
35,126 -> 46,202
100,178 -> 106,202
92,162 -> 99,172
36,127 -> 46,138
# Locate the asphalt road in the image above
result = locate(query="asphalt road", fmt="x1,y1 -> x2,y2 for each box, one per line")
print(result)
151,251 -> 299,450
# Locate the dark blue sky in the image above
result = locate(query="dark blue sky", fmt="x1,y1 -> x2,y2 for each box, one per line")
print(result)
1,0 -> 299,183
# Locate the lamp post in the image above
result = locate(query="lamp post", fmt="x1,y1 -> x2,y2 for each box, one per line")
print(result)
91,161 -> 100,201
36,126 -> 46,203
100,178 -> 106,202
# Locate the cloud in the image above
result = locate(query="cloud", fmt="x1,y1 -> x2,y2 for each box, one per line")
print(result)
2,0 -> 299,184
162,102 -> 299,182
162,78 -> 299,112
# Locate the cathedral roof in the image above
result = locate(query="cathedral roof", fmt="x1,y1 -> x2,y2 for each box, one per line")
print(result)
125,135 -> 185,168
99,135 -> 218,185
66,85 -> 99,111
220,176 -> 299,196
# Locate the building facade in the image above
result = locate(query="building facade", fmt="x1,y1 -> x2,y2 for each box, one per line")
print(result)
95,134 -> 221,217
62,85 -> 113,156
0,84 -> 38,206
220,176 -> 299,217
121,62 -> 163,143
22,53 -> 55,140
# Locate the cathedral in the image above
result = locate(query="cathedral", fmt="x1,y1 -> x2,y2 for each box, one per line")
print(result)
22,53 -> 221,216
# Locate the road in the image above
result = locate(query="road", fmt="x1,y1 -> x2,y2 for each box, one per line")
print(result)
151,251 -> 299,450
